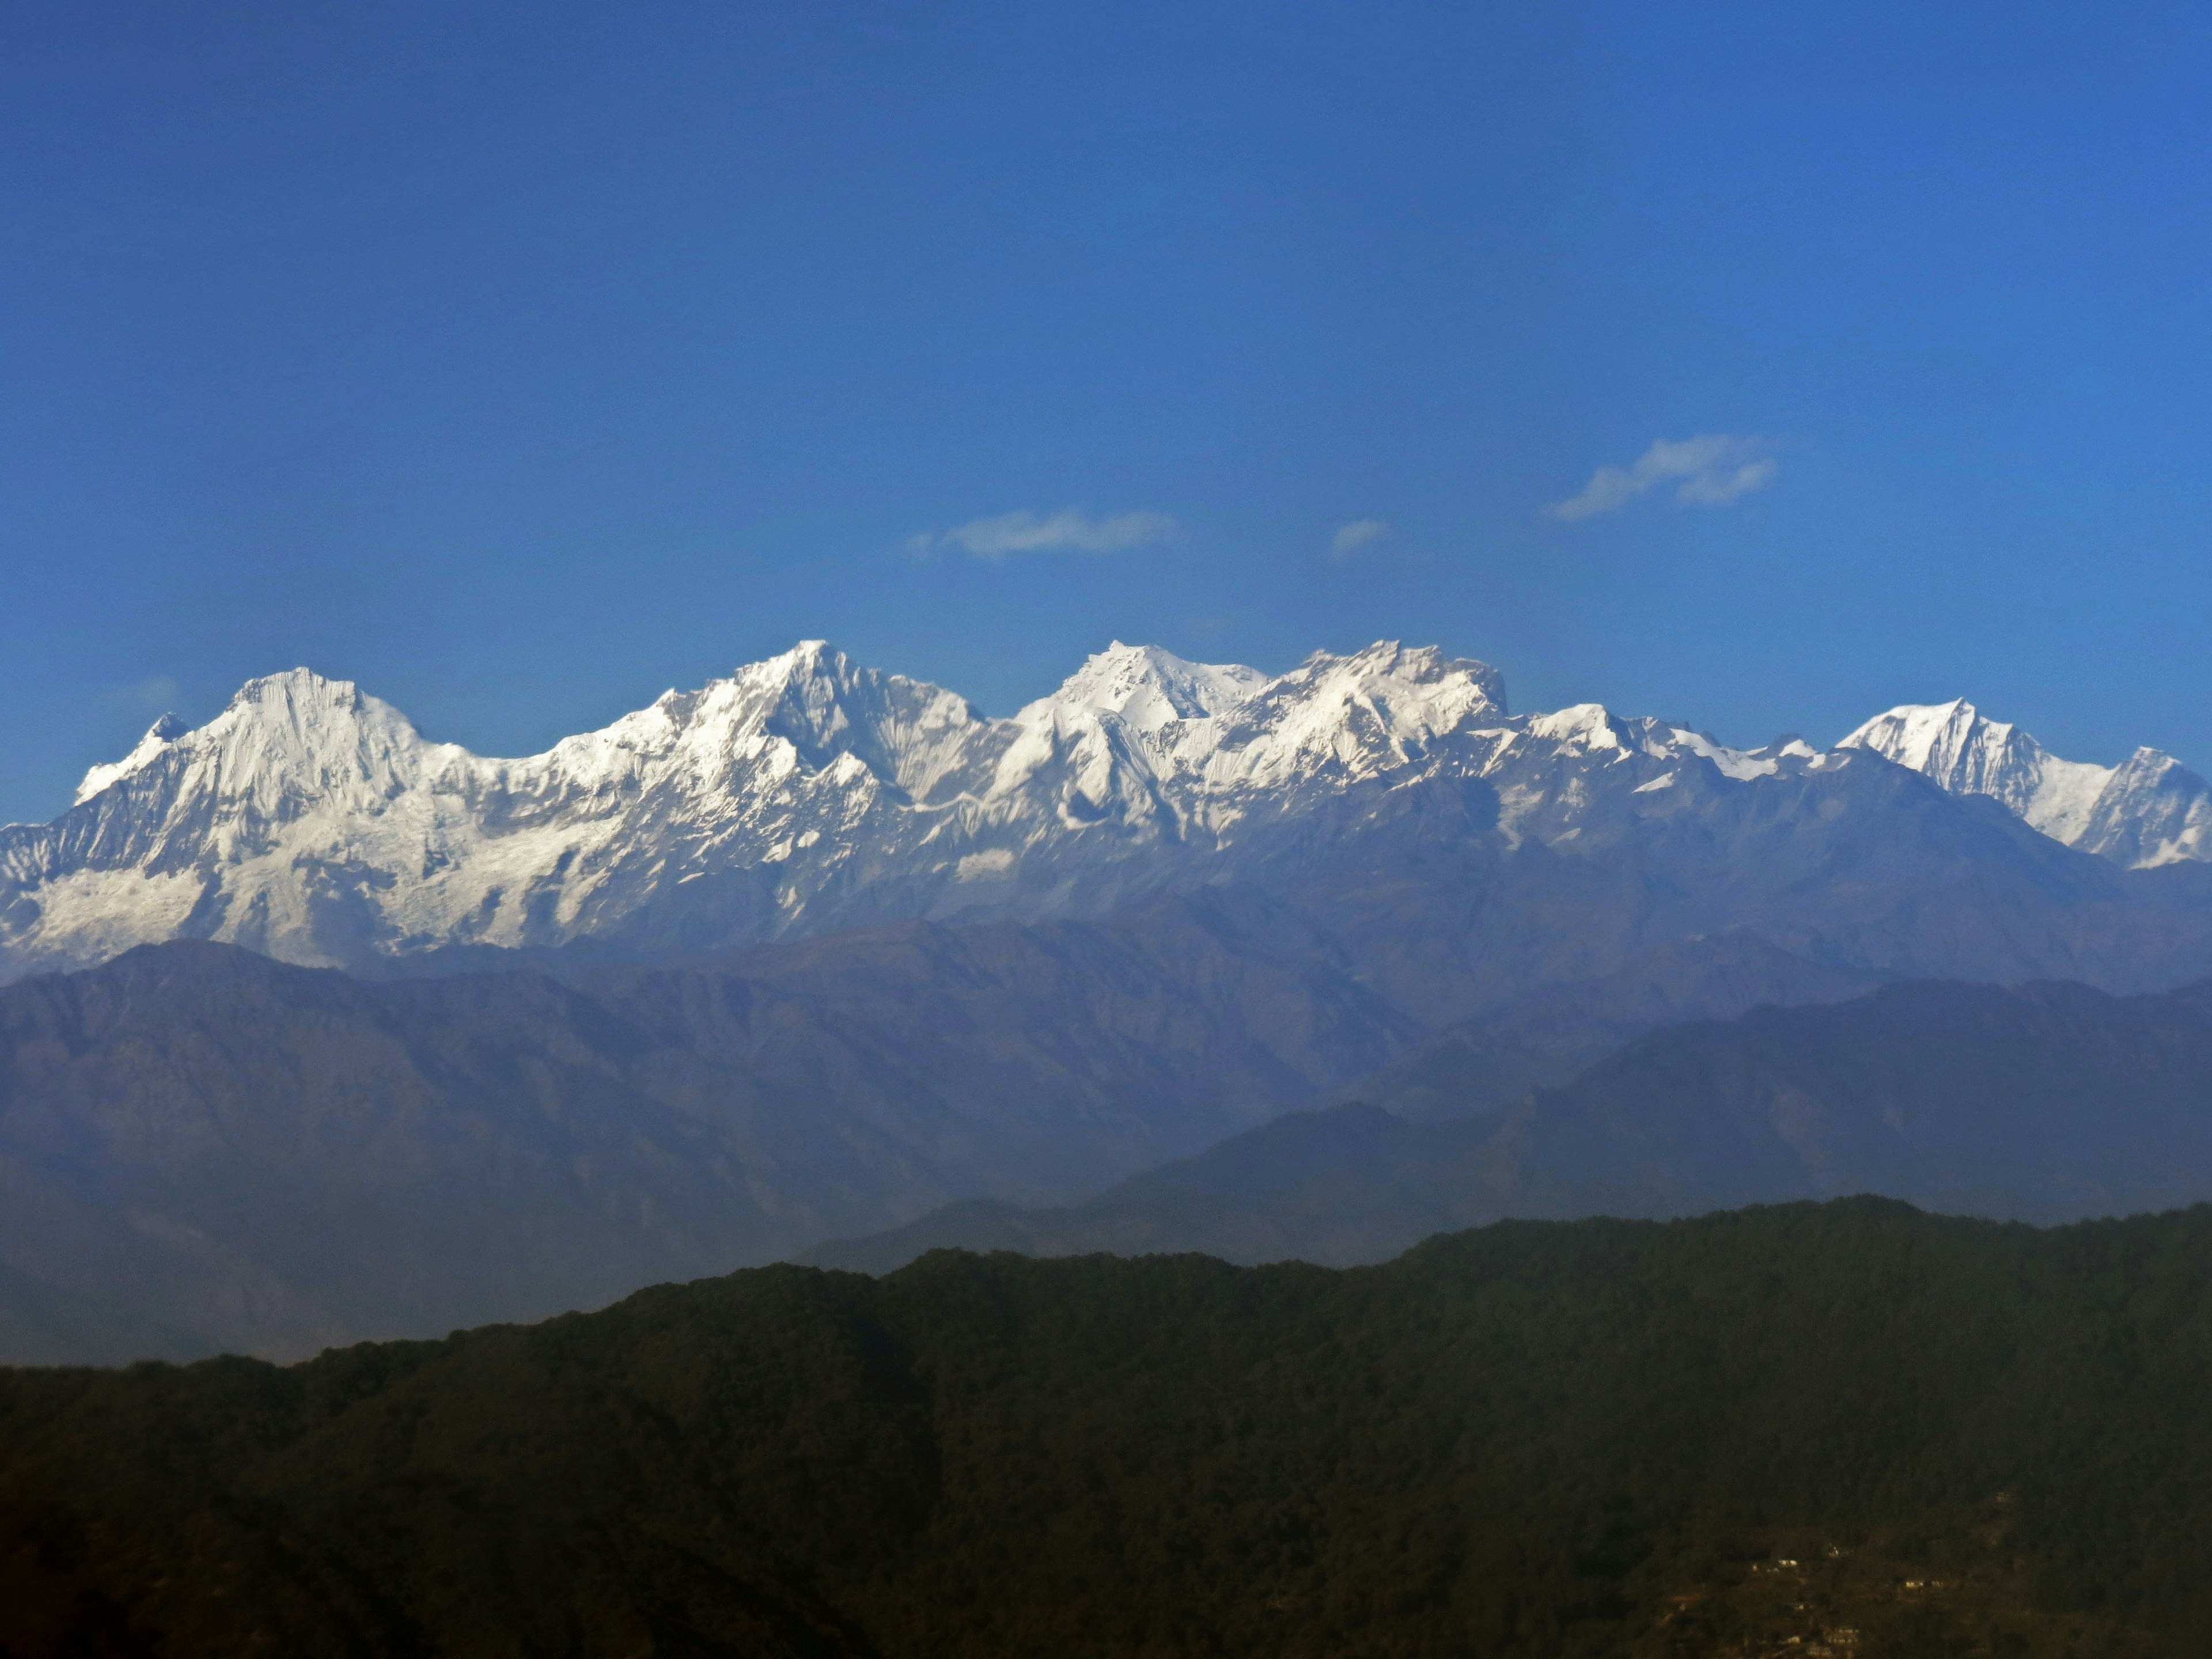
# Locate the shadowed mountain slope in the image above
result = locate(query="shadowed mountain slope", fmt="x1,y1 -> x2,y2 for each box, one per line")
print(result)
1349,929 -> 1883,1122
811,975 -> 2212,1273
1509,974 -> 2212,1222
0,844 -> 2042,1366
0,906 -> 1419,1363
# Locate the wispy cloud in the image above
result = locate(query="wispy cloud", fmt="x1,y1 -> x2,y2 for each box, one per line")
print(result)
103,674 -> 180,713
1547,435 -> 1778,522
911,507 -> 1180,561
1329,519 -> 1390,559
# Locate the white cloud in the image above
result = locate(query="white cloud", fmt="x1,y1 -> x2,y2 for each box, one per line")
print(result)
1330,519 -> 1389,558
1547,435 -> 1778,521
913,507 -> 1180,561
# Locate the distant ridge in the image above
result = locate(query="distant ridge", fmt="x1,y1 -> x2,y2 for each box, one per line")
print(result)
809,973 -> 2212,1273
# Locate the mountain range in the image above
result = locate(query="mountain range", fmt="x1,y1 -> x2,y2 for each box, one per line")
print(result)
15,925 -> 2212,1363
8,639 -> 2210,983
8,640 -> 2212,1363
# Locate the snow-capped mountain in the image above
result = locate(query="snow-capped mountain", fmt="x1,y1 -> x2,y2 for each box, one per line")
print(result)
2,640 -> 2203,982
1841,699 -> 2212,868
0,639 -> 1813,977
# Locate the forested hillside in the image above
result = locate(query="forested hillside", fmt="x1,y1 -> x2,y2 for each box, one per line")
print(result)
5,1200 -> 2210,1656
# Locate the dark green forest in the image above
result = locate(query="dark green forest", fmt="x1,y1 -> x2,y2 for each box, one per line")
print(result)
5,1199 -> 2211,1657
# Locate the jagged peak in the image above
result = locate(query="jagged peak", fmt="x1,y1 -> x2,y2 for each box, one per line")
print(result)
1840,699 -> 2094,783
1272,641 -> 1508,714
1527,703 -> 1628,751
651,642 -> 981,802
1838,699 -> 2005,767
756,638 -> 844,679
1180,643 -> 1509,789
1844,698 -> 1975,727
634,643 -> 969,733
212,669 -> 445,767
736,641 -> 978,713
1039,641 -> 1269,733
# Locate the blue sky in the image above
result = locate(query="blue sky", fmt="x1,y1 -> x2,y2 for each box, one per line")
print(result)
5,1 -> 2209,823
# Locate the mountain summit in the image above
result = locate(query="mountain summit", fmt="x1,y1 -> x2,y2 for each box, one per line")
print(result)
1037,641 -> 1270,732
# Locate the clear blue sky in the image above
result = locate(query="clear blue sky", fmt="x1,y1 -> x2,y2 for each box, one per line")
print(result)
5,1 -> 2209,823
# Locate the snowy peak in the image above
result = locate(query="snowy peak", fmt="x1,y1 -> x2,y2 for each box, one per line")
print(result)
73,670 -> 450,818
1838,699 -> 2052,801
1201,643 -> 1508,778
733,641 -> 991,799
2080,748 -> 2212,869
215,668 -> 412,752
1842,700 -> 2210,868
1036,642 -> 1268,733
1840,699 -> 2107,842
204,669 -> 453,804
1527,704 -> 1631,754
996,640 -> 1521,826
1840,699 -> 1991,778
522,642 -> 999,810
74,713 -> 188,805
1283,641 -> 1506,719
